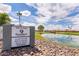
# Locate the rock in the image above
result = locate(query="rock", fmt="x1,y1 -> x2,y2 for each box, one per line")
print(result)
0,40 -> 79,56
23,54 -> 30,56
30,52 -> 34,55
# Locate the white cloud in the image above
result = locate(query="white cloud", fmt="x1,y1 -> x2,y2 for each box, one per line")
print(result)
35,16 -> 51,23
9,16 -> 19,25
36,3 -> 79,17
3,3 -> 79,31
0,4 -> 11,13
27,3 -> 79,24
26,3 -> 37,9
21,10 -> 31,16
33,3 -> 79,30
70,14 -> 79,25
67,14 -> 79,31
11,21 -> 19,25
39,13 -> 79,31
23,22 -> 36,26
45,24 -> 67,30
9,16 -> 18,21
72,25 -> 79,31
9,16 -> 37,29
64,14 -> 79,25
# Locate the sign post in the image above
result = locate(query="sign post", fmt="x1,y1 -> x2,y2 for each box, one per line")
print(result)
17,11 -> 22,25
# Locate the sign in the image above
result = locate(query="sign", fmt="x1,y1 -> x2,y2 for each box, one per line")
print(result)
2,24 -> 35,50
11,26 -> 30,47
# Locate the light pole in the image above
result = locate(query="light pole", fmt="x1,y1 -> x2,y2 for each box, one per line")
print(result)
17,11 -> 22,26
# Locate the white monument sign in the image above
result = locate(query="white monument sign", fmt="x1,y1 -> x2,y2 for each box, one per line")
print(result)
2,24 -> 35,50
11,26 -> 30,47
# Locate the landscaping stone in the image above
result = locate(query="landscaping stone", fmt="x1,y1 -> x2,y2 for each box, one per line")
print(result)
0,39 -> 79,56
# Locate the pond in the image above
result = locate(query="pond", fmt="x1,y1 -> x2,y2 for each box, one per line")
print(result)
42,34 -> 79,48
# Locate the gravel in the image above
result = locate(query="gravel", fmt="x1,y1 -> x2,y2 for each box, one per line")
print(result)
0,39 -> 79,56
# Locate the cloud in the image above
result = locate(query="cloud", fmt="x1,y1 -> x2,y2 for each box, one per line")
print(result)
45,24 -> 67,30
21,10 -> 31,16
0,4 -> 11,13
23,22 -> 36,26
36,3 -> 79,17
70,14 -> 79,25
35,15 -> 50,24
3,3 -> 79,31
26,3 -> 37,9
9,16 -> 37,27
9,16 -> 18,21
68,14 -> 79,31
64,14 -> 79,25
72,25 -> 79,31
34,3 -> 79,31
27,3 -> 79,24
9,16 -> 19,25
22,22 -> 38,29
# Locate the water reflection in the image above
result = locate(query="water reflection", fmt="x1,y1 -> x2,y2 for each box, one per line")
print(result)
42,34 -> 79,47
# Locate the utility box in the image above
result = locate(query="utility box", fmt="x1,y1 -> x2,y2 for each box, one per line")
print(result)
1,24 -> 35,50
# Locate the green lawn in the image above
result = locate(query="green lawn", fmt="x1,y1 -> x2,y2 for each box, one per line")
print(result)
35,32 -> 45,40
35,31 -> 50,40
55,31 -> 79,36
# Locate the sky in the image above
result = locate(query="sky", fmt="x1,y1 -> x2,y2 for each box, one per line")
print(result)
0,3 -> 79,30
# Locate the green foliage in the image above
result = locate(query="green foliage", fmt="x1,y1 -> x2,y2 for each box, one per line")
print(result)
0,13 -> 11,26
38,25 -> 44,34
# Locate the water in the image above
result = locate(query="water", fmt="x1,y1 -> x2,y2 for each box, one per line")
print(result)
42,34 -> 79,48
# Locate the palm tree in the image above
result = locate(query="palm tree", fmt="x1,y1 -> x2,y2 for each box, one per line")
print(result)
0,13 -> 11,26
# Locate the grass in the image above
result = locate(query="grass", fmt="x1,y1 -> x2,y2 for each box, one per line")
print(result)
35,31 -> 51,40
35,32 -> 45,40
55,31 -> 79,36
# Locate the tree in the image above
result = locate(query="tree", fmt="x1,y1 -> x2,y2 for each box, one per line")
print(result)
0,13 -> 11,26
38,25 -> 44,34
